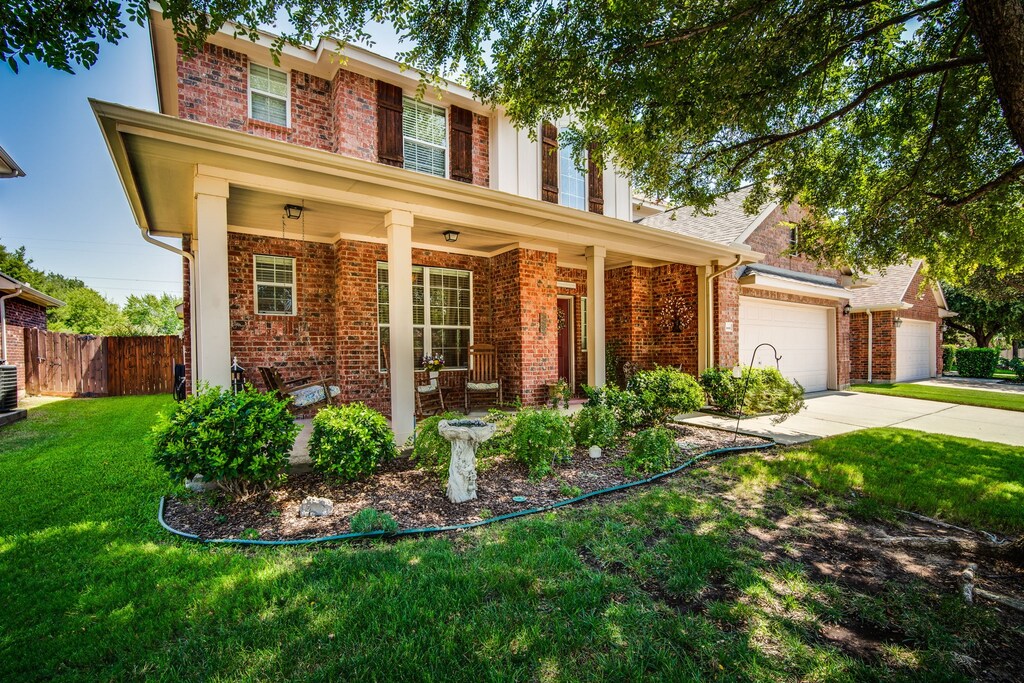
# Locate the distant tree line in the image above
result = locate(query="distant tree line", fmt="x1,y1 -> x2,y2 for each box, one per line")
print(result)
0,241 -> 183,336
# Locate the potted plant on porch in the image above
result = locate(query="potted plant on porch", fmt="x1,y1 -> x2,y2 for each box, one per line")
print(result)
421,354 -> 445,379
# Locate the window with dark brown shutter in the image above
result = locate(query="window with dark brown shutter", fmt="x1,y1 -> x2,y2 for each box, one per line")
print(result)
587,142 -> 604,215
377,81 -> 404,167
541,121 -> 559,203
449,105 -> 474,183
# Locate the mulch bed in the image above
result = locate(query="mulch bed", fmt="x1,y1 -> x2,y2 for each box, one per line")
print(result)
163,425 -> 769,541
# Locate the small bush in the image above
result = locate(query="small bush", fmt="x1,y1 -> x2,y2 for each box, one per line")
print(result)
626,366 -> 705,427
548,378 -> 572,409
571,404 -> 620,448
942,344 -> 958,371
624,426 -> 677,477
150,383 -> 299,497
1010,358 -> 1024,382
349,507 -> 398,533
309,403 -> 397,482
699,367 -> 743,414
410,411 -> 465,480
955,347 -> 999,378
699,366 -> 804,423
510,407 -> 574,479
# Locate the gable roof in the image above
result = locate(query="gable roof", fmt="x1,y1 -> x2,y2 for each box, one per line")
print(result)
847,260 -> 946,311
0,144 -> 25,178
0,271 -> 64,308
637,185 -> 778,245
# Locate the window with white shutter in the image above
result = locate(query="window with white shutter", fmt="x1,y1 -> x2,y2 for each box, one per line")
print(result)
403,98 -> 447,177
249,63 -> 289,127
558,127 -> 587,210
254,255 -> 296,315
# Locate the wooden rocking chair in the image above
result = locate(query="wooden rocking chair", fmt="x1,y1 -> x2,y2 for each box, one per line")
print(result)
258,366 -> 340,413
465,343 -> 502,411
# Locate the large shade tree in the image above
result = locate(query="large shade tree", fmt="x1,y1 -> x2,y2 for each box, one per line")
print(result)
4,0 -> 1024,282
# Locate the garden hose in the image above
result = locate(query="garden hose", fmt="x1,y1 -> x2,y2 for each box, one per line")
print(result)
157,439 -> 776,546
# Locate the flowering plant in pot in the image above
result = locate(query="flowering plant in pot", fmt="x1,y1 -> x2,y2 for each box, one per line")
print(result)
421,354 -> 445,376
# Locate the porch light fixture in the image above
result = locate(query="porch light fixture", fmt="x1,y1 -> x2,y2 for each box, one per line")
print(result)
443,230 -> 460,243
284,204 -> 304,220
895,316 -> 904,328
842,303 -> 852,316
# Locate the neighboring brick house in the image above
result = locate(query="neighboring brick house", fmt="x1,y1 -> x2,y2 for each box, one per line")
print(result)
94,9 -> 761,442
848,261 -> 952,383
1,271 -> 63,399
640,187 -> 867,392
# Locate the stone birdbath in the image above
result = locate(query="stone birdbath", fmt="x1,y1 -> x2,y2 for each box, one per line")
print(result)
438,418 -> 496,503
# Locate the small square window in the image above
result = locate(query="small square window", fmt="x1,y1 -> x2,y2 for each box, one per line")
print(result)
249,63 -> 289,127
254,255 -> 295,315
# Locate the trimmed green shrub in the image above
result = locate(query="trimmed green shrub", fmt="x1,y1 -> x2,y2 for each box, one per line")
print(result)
150,383 -> 299,496
1010,358 -> 1024,382
309,403 -> 397,482
955,347 -> 999,378
510,407 -> 574,479
699,366 -> 804,423
942,344 -> 958,371
626,366 -> 705,427
624,426 -> 677,477
572,404 -> 620,448
349,508 -> 398,533
410,411 -> 465,480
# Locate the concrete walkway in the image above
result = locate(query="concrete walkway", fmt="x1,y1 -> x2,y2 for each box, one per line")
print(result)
907,376 -> 1024,394
679,391 -> 1024,447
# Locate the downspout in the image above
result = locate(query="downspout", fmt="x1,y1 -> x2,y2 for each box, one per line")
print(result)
866,310 -> 873,383
704,255 -> 745,370
0,288 -> 24,365
141,229 -> 196,390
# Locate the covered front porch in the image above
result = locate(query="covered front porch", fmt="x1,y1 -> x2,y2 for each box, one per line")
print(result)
93,100 -> 761,442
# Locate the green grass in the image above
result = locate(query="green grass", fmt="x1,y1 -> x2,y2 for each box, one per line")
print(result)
851,382 -> 1024,412
0,397 -> 1008,681
728,428 -> 1024,534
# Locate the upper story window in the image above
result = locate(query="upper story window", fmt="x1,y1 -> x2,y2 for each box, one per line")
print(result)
249,63 -> 289,127
403,97 -> 447,177
254,255 -> 296,315
789,225 -> 799,249
558,128 -> 586,210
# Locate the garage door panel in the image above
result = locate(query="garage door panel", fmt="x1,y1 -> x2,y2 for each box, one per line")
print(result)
739,298 -> 830,393
896,320 -> 935,382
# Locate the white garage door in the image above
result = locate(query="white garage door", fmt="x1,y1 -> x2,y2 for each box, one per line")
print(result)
896,320 -> 935,382
739,298 -> 831,392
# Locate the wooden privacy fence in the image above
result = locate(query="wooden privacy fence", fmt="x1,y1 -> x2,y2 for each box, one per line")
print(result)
24,329 -> 183,397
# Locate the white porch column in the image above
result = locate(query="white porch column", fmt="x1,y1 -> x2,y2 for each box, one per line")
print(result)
585,246 -> 607,387
386,210 -> 415,445
193,174 -> 231,389
696,265 -> 709,373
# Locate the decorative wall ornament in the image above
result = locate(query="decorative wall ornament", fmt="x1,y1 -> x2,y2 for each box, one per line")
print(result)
657,295 -> 695,333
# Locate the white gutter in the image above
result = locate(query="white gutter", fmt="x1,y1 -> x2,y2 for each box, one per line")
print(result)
703,255 -> 746,370
141,229 -> 195,389
0,287 -> 24,364
866,310 -> 873,383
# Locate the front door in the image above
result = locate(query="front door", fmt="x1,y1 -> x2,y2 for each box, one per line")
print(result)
557,297 -> 572,384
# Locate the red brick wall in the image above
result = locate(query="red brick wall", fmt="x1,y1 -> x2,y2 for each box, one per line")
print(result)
227,234 -> 338,398
713,274 -> 741,369
744,206 -> 845,280
177,43 -> 491,180
556,267 -> 588,393
3,299 -> 47,398
850,312 -> 869,381
650,264 -> 700,374
491,249 -> 558,404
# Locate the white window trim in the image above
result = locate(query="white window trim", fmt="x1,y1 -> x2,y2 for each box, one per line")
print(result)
581,295 -> 588,353
377,263 -> 473,371
557,126 -> 588,211
248,62 -> 291,128
402,96 -> 449,178
253,254 -> 297,316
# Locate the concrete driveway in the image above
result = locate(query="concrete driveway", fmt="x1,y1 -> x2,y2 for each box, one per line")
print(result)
679,391 -> 1024,447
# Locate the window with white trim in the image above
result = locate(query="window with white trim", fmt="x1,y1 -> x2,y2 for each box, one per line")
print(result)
254,255 -> 296,315
377,263 -> 472,369
249,63 -> 289,127
403,97 -> 447,177
558,127 -> 586,210
580,296 -> 588,352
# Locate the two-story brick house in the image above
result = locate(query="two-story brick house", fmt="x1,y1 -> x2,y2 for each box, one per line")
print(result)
93,9 -> 766,441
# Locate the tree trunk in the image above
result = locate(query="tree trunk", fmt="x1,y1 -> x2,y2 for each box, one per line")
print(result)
977,329 -> 996,347
965,0 -> 1024,154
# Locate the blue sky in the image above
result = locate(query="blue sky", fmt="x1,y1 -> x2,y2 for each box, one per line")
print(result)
0,17 -> 405,304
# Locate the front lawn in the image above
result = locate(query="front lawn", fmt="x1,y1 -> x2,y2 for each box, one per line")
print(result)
1,397 -> 1020,680
852,382 -> 1024,412
729,428 -> 1024,535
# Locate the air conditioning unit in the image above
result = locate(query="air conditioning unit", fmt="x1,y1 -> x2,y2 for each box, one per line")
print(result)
0,365 -> 17,412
